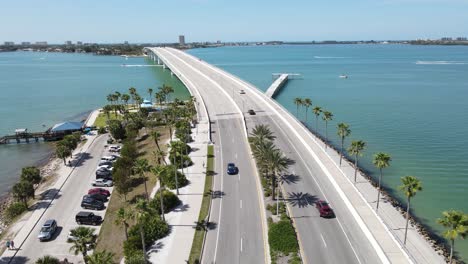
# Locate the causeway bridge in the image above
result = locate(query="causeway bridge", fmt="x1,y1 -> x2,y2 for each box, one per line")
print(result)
144,47 -> 444,264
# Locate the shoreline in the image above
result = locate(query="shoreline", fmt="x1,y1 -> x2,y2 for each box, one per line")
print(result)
308,127 -> 455,262
0,109 -> 99,236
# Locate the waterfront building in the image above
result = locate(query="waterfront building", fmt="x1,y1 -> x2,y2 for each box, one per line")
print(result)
50,121 -> 83,134
4,41 -> 14,46
441,37 -> 453,41
65,40 -> 72,45
35,41 -> 48,45
456,37 -> 467,41
124,41 -> 129,45
21,42 -> 30,45
77,41 -> 83,45
179,35 -> 185,45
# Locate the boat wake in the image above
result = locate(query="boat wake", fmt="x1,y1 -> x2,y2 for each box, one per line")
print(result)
120,64 -> 163,67
314,56 -> 349,59
415,61 -> 467,65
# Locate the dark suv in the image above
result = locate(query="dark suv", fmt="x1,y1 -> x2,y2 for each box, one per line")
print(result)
227,163 -> 238,175
76,211 -> 103,225
83,193 -> 107,203
81,196 -> 104,210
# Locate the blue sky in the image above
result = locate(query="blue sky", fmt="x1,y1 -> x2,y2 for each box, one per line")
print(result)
1,0 -> 467,43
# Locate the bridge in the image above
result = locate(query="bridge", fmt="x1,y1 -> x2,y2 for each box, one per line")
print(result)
265,73 -> 289,98
144,47 -> 444,264
0,130 -> 63,144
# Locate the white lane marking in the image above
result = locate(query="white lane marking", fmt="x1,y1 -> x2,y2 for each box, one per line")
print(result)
241,237 -> 243,252
213,123 -> 225,263
238,173 -> 240,181
177,49 -> 392,264
321,234 -> 328,248
235,153 -> 238,159
240,199 -> 243,209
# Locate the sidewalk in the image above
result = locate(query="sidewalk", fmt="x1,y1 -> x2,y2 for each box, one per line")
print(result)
0,132 -> 100,261
148,121 -> 210,263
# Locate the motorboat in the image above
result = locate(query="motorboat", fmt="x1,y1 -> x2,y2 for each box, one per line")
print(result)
339,74 -> 348,79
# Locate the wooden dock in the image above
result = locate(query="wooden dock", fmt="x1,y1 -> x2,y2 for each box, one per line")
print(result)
0,131 -> 64,145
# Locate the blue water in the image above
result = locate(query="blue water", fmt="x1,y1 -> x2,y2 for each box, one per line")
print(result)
188,44 -> 468,260
0,51 -> 189,196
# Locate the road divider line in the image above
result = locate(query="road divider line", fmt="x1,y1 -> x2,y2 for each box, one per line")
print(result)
321,234 -> 328,248
241,237 -> 243,252
240,200 -> 243,209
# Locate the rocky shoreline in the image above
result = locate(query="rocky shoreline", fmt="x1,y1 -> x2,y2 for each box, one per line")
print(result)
310,130 -> 460,263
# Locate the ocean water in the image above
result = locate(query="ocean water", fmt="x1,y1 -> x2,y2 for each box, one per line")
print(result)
188,45 -> 468,260
0,51 -> 189,196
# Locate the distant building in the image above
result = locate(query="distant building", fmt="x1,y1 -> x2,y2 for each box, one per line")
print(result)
65,40 -> 72,45
4,41 -> 14,46
35,41 -> 48,45
217,40 -> 221,44
441,37 -> 453,41
179,35 -> 185,45
77,41 -> 83,45
456,37 -> 467,41
124,41 -> 129,45
50,121 -> 83,133
21,42 -> 30,45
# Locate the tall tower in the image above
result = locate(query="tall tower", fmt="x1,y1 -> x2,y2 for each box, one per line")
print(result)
179,35 -> 185,45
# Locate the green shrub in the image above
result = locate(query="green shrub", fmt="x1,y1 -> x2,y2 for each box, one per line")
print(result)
160,165 -> 188,189
266,202 -> 286,216
169,153 -> 193,169
268,219 -> 299,254
123,215 -> 169,257
6,202 -> 28,220
149,189 -> 181,214
98,127 -> 107,134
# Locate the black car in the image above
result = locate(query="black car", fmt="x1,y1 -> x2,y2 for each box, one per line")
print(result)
83,193 -> 107,203
227,163 -> 238,175
81,197 -> 104,210
98,160 -> 113,167
95,168 -> 112,179
75,211 -> 102,225
248,109 -> 256,115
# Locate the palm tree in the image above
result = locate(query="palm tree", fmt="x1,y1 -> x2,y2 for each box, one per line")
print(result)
151,165 -> 167,221
313,106 -> 322,133
133,159 -> 152,200
86,250 -> 116,264
337,123 -> 351,166
69,226 -> 96,263
106,94 -> 114,106
56,144 -> 72,165
347,140 -> 366,182
114,207 -> 133,240
134,199 -> 151,263
399,176 -> 422,245
114,91 -> 121,105
169,145 -> 181,195
129,87 -> 137,107
250,124 -> 276,144
266,149 -> 291,200
372,152 -> 392,212
293,97 -> 303,118
151,131 -> 162,151
303,98 -> 312,123
147,88 -> 153,103
322,111 -> 333,148
103,105 -> 112,120
35,256 -> 60,264
121,94 -> 130,109
153,150 -> 167,165
437,210 -> 468,263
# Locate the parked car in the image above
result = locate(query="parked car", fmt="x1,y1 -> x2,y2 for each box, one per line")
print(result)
95,168 -> 112,178
101,156 -> 116,162
92,178 -> 113,187
97,164 -> 113,171
109,145 -> 121,152
98,160 -> 113,167
81,197 -> 105,210
38,219 -> 57,241
67,231 -> 77,242
88,188 -> 111,197
240,89 -> 246,94
83,193 -> 107,203
315,200 -> 335,218
248,109 -> 256,115
75,211 -> 102,225
227,163 -> 238,175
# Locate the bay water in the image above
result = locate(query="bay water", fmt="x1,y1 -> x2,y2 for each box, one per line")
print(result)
188,45 -> 468,260
0,51 -> 189,196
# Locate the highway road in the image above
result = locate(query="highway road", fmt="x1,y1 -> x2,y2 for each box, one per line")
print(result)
1,133 -> 112,264
154,48 -> 267,264
152,47 -> 388,264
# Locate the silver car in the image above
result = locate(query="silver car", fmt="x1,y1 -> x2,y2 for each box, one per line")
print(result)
38,219 -> 57,241
92,178 -> 113,187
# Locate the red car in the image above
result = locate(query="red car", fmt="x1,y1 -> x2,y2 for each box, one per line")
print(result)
316,200 -> 335,218
88,188 -> 111,197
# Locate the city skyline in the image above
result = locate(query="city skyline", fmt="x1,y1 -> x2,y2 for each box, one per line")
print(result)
1,0 -> 468,43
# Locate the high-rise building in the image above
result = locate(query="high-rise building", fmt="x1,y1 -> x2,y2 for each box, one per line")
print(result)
441,37 -> 453,41
179,35 -> 185,45
77,41 -> 83,45
124,41 -> 129,45
456,37 -> 467,41
35,41 -> 48,45
4,41 -> 14,45
21,42 -> 30,45
65,41 -> 72,45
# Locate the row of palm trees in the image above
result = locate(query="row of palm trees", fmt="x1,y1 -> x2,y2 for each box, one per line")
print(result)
293,97 -> 467,263
106,85 -> 175,111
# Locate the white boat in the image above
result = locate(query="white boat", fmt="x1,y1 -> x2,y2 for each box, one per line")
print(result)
339,74 -> 348,79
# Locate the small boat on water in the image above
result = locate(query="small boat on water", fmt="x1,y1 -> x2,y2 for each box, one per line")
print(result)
339,74 -> 348,79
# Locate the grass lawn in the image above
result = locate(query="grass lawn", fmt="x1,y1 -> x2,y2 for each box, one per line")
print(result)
95,126 -> 170,262
93,112 -> 123,128
188,145 -> 213,263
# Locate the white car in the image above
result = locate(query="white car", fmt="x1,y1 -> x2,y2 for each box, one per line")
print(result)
92,178 -> 113,187
109,145 -> 121,152
101,156 -> 116,162
67,231 -> 77,242
97,164 -> 113,171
